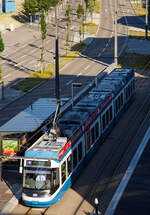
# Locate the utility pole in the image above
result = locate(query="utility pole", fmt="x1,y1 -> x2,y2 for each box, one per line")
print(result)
114,0 -> 118,66
82,0 -> 85,40
55,5 -> 60,102
145,0 -> 149,39
0,135 -> 2,181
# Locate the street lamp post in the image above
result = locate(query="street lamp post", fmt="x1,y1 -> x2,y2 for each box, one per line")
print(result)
94,197 -> 99,215
145,0 -> 149,39
114,0 -> 118,66
55,5 -> 60,103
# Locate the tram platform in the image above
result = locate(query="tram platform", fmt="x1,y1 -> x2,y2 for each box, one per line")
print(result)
105,111 -> 150,215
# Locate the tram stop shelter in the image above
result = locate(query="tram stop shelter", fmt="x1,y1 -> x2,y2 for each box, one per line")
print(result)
0,98 -> 67,156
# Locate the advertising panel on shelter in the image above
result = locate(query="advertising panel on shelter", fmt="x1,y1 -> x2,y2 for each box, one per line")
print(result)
2,139 -> 19,156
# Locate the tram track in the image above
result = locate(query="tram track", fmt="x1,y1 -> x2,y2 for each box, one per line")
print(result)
24,207 -> 49,215
71,75 -> 150,214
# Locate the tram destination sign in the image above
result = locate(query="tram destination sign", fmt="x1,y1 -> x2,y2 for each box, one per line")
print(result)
26,160 -> 51,167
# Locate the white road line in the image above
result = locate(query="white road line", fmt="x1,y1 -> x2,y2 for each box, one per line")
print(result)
77,72 -> 82,77
14,59 -> 27,67
106,43 -> 109,47
27,59 -> 36,65
84,65 -> 90,70
103,48 -> 106,52
105,126 -> 150,215
3,74 -> 10,79
29,49 -> 37,54
66,79 -> 73,86
19,55 -> 26,59
98,53 -> 101,57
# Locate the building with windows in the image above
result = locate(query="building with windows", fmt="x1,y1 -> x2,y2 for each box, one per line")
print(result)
1,0 -> 15,13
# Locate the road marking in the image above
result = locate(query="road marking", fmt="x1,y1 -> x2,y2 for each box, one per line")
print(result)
3,74 -> 10,79
19,55 -> 26,59
106,43 -> 109,47
34,63 -> 41,68
66,79 -> 73,86
30,49 -> 37,54
77,72 -> 82,77
27,59 -> 35,65
105,126 -> 150,215
14,59 -> 27,67
103,48 -> 106,52
84,65 -> 90,70
98,53 -> 101,57
14,63 -> 20,67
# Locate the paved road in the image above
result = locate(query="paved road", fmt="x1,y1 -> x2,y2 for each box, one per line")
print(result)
1,0 -> 150,214
1,0 -> 80,87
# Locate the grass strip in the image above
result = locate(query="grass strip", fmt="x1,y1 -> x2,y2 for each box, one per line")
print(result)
132,3 -> 146,16
129,30 -> 150,40
84,22 -> 98,35
119,52 -> 150,69
12,42 -> 87,92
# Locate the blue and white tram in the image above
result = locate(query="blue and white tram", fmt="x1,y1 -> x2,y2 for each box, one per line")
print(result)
22,68 -> 135,207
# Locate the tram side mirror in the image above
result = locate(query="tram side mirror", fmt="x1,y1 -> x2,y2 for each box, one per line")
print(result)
19,166 -> 23,174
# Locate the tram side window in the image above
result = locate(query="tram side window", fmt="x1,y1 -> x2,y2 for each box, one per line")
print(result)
106,110 -> 109,125
51,168 -> 60,194
78,142 -> 83,162
61,161 -> 66,184
95,122 -> 99,140
115,94 -> 123,114
102,105 -> 113,131
67,154 -> 72,176
125,82 -> 133,100
102,114 -> 106,130
73,147 -> 78,169
121,93 -> 123,106
91,127 -> 95,145
109,106 -> 113,121
132,80 -> 135,92
115,100 -> 117,114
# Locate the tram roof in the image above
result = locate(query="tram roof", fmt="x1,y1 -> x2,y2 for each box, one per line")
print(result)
113,68 -> 134,76
24,68 -> 135,160
0,98 -> 65,133
74,91 -> 112,111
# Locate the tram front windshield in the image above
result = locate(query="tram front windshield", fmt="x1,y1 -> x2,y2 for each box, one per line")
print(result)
23,161 -> 59,193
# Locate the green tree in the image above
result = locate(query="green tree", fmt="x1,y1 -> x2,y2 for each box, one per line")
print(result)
22,0 -> 38,23
77,4 -> 84,42
40,9 -> 47,72
89,0 -> 95,22
0,32 -> 4,53
84,0 -> 90,21
65,4 -> 72,55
